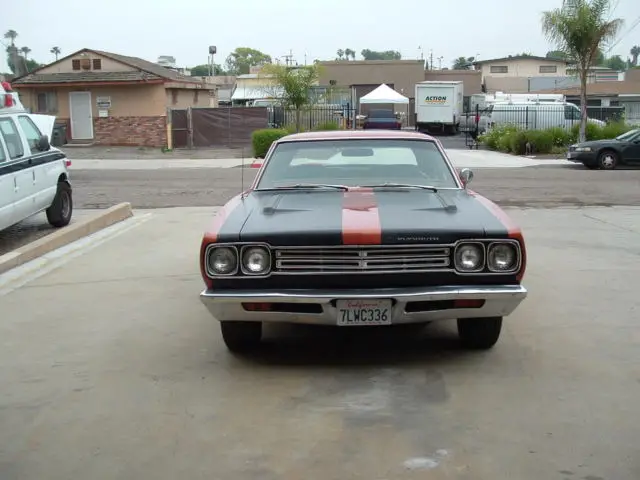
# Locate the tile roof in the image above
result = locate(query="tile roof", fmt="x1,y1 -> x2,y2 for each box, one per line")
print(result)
11,48 -> 201,85
13,71 -> 161,84
533,81 -> 640,96
91,49 -> 195,82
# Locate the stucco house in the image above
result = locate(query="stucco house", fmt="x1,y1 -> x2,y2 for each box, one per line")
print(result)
473,55 -> 571,79
11,48 -> 217,147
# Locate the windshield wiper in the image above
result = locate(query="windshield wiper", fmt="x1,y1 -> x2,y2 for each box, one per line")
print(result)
360,182 -> 439,192
256,183 -> 349,192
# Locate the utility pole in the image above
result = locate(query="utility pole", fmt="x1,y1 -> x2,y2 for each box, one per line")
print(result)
429,50 -> 434,70
437,56 -> 443,69
282,49 -> 294,67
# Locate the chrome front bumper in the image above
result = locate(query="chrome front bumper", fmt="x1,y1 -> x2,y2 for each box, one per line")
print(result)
199,285 -> 527,325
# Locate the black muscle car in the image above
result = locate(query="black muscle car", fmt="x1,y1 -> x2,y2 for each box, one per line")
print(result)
199,130 -> 528,353
567,128 -> 640,170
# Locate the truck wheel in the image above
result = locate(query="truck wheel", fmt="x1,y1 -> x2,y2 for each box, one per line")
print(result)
220,321 -> 262,353
457,317 -> 502,350
46,181 -> 73,228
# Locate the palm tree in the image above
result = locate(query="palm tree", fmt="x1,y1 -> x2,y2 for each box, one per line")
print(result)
344,48 -> 354,61
631,45 -> 640,66
453,56 -> 475,69
20,46 -> 31,60
3,29 -> 17,46
50,46 -> 61,61
542,0 -> 623,142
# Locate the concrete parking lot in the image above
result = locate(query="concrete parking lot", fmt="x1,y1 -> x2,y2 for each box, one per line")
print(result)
1,205 -> 639,480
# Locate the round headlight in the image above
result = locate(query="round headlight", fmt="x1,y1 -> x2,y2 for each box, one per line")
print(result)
455,243 -> 484,272
242,246 -> 271,275
488,243 -> 518,272
208,247 -> 237,275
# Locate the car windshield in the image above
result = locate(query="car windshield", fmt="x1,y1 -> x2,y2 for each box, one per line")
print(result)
368,109 -> 394,118
615,129 -> 639,141
255,139 -> 460,190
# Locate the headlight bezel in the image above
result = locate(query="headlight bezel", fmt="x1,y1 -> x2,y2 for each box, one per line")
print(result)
205,245 -> 239,277
486,241 -> 521,273
453,241 -> 486,273
240,245 -> 272,276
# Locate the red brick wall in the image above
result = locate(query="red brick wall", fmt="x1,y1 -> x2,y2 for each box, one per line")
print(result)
93,116 -> 167,147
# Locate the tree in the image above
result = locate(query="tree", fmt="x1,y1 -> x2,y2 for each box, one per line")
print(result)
546,49 -> 570,59
344,48 -> 356,60
336,49 -> 344,60
360,49 -> 401,60
50,46 -> 61,61
452,56 -> 475,69
542,0 -> 623,142
261,63 -> 320,132
189,64 -> 225,76
605,54 -> 626,71
631,45 -> 640,66
224,47 -> 271,75
20,46 -> 31,60
4,30 -> 17,46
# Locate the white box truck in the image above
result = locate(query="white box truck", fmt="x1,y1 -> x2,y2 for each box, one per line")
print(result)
414,81 -> 464,134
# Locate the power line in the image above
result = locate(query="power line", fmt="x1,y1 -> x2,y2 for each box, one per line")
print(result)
606,14 -> 640,53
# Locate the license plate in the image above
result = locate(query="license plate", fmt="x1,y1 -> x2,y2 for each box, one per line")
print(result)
336,299 -> 392,326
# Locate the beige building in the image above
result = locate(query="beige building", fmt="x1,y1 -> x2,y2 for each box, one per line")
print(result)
11,48 -> 217,147
424,69 -> 482,95
473,55 -> 570,79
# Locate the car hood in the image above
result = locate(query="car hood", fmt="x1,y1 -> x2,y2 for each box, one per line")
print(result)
572,139 -> 619,148
213,189 -> 514,246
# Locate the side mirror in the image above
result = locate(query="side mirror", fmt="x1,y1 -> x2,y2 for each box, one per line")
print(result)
459,167 -> 474,187
37,134 -> 50,152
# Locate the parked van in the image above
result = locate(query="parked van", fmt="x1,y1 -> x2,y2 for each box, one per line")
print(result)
487,101 -> 605,131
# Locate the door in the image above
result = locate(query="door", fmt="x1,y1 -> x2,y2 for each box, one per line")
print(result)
69,91 -> 93,140
17,115 -> 58,212
623,131 -> 640,164
0,136 -> 15,230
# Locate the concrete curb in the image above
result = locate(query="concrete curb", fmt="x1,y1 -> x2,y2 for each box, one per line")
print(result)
0,202 -> 134,275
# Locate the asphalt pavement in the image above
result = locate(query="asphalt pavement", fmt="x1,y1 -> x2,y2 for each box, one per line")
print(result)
1,205 -> 639,479
68,164 -> 640,210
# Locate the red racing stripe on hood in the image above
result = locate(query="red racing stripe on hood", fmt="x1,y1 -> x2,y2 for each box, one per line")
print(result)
342,188 -> 382,245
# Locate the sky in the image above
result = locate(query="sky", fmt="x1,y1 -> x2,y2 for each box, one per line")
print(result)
2,0 -> 639,72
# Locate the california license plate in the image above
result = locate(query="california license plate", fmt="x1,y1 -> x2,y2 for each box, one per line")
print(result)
336,299 -> 392,326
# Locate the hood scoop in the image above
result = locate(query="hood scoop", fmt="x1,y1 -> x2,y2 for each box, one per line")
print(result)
261,194 -> 313,216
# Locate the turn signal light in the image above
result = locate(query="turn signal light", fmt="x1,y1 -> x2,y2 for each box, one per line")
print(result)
242,302 -> 273,311
453,299 -> 485,309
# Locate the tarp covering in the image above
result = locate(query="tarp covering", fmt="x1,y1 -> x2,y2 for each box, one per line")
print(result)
360,84 -> 409,104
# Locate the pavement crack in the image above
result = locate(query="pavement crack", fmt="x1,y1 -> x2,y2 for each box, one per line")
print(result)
581,213 -> 640,236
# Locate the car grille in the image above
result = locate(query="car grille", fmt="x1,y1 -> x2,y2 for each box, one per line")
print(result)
274,245 -> 452,274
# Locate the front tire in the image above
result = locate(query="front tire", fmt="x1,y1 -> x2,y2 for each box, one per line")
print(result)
220,321 -> 262,353
46,181 -> 73,228
457,317 -> 503,350
597,150 -> 618,170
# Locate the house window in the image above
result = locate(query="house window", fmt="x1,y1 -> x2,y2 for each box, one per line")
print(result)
36,91 -> 58,113
72,59 -> 81,70
489,65 -> 508,73
539,65 -> 558,73
92,59 -> 102,70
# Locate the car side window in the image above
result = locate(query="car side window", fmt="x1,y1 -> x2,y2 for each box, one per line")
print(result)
0,118 -> 25,160
0,137 -> 7,163
564,105 -> 580,120
17,116 -> 42,152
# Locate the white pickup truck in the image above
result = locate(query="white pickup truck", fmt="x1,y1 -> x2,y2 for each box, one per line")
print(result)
0,81 -> 73,232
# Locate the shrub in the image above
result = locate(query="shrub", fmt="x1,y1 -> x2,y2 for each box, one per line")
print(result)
313,121 -> 340,131
251,128 -> 288,158
480,120 -> 634,156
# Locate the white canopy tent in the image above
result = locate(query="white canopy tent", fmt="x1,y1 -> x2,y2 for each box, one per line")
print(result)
359,83 -> 409,104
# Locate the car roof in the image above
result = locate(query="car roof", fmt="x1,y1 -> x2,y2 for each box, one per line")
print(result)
276,130 -> 437,143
